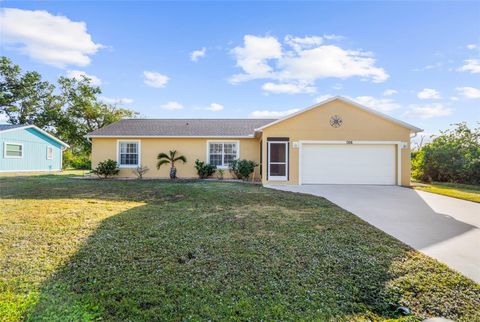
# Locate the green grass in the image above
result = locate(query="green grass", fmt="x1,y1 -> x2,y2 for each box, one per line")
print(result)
413,181 -> 480,203
0,174 -> 479,321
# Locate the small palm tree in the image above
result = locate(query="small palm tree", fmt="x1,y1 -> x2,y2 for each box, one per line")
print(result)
157,150 -> 187,179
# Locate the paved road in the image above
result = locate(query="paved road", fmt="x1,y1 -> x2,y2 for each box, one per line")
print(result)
266,184 -> 480,283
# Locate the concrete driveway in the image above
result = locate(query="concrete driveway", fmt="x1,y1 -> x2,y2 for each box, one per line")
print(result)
266,184 -> 480,283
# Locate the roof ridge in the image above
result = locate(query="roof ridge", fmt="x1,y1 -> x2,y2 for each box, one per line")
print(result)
119,118 -> 277,121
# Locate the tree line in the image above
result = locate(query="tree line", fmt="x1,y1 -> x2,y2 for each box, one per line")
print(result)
0,56 -> 137,168
412,123 -> 480,184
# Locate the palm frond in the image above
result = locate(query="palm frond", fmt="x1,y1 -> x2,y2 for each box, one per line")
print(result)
156,159 -> 170,169
157,152 -> 170,160
174,155 -> 187,163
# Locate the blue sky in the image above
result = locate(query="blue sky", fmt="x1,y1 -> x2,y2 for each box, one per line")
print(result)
1,1 -> 479,137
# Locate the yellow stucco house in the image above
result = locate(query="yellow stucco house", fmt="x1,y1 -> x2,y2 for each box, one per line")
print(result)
87,96 -> 422,186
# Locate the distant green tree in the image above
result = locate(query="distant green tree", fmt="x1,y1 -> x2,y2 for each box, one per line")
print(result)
412,123 -> 480,184
0,56 -> 137,168
57,76 -> 137,153
0,56 -> 61,128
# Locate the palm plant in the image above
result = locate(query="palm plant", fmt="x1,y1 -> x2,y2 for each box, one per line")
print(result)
156,150 -> 187,179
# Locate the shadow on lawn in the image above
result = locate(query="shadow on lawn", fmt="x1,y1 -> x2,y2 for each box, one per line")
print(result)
26,203 -> 412,321
1,175 -> 478,320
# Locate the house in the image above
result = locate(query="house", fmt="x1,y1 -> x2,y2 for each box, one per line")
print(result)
0,124 -> 69,172
87,96 -> 422,185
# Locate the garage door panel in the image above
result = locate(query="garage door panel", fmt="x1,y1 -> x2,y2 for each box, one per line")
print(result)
301,144 -> 396,185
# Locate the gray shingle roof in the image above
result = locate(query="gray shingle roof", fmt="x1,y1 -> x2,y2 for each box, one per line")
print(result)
0,124 -> 26,132
86,119 -> 276,137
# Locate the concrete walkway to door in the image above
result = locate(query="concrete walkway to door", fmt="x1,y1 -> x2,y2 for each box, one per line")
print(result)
265,184 -> 480,283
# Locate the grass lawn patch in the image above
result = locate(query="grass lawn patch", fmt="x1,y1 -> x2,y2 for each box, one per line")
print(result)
1,174 -> 479,321
413,181 -> 480,203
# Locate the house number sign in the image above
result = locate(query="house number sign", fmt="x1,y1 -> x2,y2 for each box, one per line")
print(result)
329,115 -> 343,128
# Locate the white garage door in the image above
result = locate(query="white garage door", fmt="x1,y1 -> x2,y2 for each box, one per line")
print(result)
301,144 -> 396,185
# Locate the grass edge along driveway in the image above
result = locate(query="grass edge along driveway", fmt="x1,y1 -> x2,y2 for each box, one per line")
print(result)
413,181 -> 480,203
0,174 -> 479,321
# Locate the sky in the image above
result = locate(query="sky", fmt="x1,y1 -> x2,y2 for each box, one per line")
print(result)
0,1 -> 479,139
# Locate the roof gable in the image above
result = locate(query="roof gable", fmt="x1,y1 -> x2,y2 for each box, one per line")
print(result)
255,96 -> 423,133
0,124 -> 69,147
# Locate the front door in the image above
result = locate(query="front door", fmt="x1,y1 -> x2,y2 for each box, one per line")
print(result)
268,141 -> 288,181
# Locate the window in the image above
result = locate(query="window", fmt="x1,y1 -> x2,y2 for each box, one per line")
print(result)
46,146 -> 53,160
208,141 -> 238,168
4,143 -> 23,158
118,141 -> 139,167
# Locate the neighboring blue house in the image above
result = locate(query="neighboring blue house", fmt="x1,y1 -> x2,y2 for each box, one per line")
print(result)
0,124 -> 69,172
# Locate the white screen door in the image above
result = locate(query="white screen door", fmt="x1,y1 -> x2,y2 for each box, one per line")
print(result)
268,141 -> 288,181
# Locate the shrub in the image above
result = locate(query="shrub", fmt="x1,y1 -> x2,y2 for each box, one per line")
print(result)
92,159 -> 119,178
412,123 -> 480,184
133,165 -> 149,179
63,150 -> 91,169
217,168 -> 225,180
194,159 -> 216,179
230,159 -> 257,180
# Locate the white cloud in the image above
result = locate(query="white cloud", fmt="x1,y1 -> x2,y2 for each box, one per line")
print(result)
467,44 -> 477,50
457,59 -> 480,74
279,45 -> 389,83
404,103 -> 452,119
160,101 -> 183,110
99,96 -> 134,105
352,96 -> 401,112
230,35 -> 283,83
250,108 -> 300,119
230,34 -> 388,87
0,8 -> 102,68
143,71 -> 169,88
450,96 -> 459,101
190,47 -> 206,62
456,86 -> 480,99
205,103 -> 224,112
332,83 -> 343,90
382,89 -> 398,96
66,70 -> 102,85
417,88 -> 441,100
413,62 -> 442,72
0,113 -> 9,123
284,35 -> 323,52
262,82 -> 316,94
314,94 -> 334,103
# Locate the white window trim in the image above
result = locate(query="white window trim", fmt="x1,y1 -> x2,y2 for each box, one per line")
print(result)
4,142 -> 24,159
46,146 -> 53,160
116,140 -> 141,168
298,140 -> 402,186
267,141 -> 289,181
206,140 -> 240,169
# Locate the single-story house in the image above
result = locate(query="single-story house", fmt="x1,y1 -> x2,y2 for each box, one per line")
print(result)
0,124 -> 69,172
86,96 -> 422,185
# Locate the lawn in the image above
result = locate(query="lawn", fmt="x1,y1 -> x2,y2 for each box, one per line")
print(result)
413,181 -> 480,203
0,174 -> 479,321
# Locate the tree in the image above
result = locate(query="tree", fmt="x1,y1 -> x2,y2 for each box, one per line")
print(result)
0,56 -> 61,128
412,123 -> 480,184
0,56 -> 137,169
57,76 -> 137,153
157,150 -> 187,179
